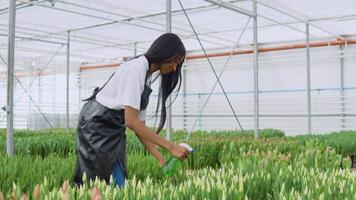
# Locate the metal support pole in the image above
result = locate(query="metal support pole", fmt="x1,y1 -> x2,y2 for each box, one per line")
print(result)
198,94 -> 202,129
77,72 -> 81,114
6,0 -> 16,156
166,0 -> 172,141
253,0 -> 259,139
134,42 -> 137,57
52,69 -> 55,113
38,75 -> 41,127
66,31 -> 70,130
340,45 -> 345,129
306,22 -> 312,134
53,70 -> 56,122
28,62 -> 33,129
182,65 -> 187,131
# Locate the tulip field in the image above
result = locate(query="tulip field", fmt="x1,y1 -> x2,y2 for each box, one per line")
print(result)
0,129 -> 355,199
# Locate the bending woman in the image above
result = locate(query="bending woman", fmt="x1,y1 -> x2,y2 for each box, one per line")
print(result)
73,33 -> 190,187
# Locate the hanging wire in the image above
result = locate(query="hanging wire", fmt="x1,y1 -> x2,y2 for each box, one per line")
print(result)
187,17 -> 251,138
14,44 -> 64,104
0,44 -> 64,128
0,54 -> 54,128
177,0 -> 246,141
13,75 -> 54,128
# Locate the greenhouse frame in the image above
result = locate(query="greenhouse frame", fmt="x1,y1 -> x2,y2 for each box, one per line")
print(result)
0,1 -> 355,198
2,0 -> 356,152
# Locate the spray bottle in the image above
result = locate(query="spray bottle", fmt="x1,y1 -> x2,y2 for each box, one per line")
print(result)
161,143 -> 193,176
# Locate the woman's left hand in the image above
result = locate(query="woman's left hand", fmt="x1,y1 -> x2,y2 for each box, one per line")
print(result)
158,158 -> 165,167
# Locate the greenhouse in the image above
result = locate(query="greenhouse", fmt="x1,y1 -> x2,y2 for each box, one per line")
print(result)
0,0 -> 355,199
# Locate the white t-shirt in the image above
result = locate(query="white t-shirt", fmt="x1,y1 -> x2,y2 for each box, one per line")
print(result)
96,56 -> 150,121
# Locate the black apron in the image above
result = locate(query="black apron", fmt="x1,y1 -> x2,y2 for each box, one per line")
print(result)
73,72 -> 152,186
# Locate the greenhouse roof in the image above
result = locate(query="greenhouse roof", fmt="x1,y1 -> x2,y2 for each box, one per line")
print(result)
0,0 -> 356,65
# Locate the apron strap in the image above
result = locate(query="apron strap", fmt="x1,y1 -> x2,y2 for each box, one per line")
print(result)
83,72 -> 115,101
83,56 -> 152,102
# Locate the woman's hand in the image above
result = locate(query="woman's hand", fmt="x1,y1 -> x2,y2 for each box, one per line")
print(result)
158,157 -> 165,167
135,132 -> 166,167
168,144 -> 190,160
124,106 -> 190,161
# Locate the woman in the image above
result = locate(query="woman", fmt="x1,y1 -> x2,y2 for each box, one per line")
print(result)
73,33 -> 190,187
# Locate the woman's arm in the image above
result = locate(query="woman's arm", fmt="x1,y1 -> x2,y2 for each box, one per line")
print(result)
124,106 -> 189,159
136,135 -> 165,166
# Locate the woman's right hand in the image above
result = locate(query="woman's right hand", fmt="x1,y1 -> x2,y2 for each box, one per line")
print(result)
168,144 -> 190,160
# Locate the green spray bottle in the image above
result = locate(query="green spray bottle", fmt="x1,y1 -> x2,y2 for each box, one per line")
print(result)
161,143 -> 193,176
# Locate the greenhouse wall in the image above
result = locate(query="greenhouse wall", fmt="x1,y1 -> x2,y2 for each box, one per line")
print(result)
1,44 -> 355,135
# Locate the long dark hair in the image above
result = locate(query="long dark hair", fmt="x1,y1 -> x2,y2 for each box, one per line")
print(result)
144,33 -> 186,134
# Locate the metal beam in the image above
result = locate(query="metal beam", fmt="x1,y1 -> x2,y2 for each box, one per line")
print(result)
16,0 -> 232,48
0,0 -> 48,16
253,0 -> 259,139
60,0 -> 353,42
204,0 -> 319,41
255,13 -> 318,39
0,3 -> 30,16
306,22 -> 312,134
57,0 -> 236,45
256,0 -> 343,40
4,0 -> 351,52
258,0 -> 308,22
77,70 -> 81,113
340,45 -> 345,129
52,69 -> 56,115
66,31 -> 70,130
0,33 -> 65,45
0,25 -> 144,52
148,114 -> 356,118
50,0 -> 348,47
134,42 -> 137,57
204,0 -> 254,17
166,0 -> 172,141
1,1 -> 241,49
0,45 -> 104,61
38,73 -> 41,117
28,62 -> 33,129
15,0 -> 164,33
182,65 -> 187,131
7,0 -> 16,156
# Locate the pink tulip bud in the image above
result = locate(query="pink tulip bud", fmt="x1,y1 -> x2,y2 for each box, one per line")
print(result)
21,193 -> 28,200
62,180 -> 69,193
32,185 -> 41,200
0,191 -> 4,200
91,186 -> 102,200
